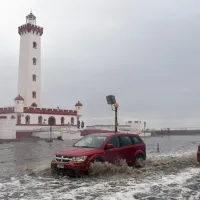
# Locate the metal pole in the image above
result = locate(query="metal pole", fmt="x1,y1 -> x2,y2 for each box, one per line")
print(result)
50,126 -> 52,140
115,106 -> 118,133
157,143 -> 159,152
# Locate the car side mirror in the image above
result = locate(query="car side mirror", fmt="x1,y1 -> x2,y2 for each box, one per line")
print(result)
106,144 -> 114,150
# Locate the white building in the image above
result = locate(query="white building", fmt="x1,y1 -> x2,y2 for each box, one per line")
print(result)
82,120 -> 151,137
125,120 -> 143,132
0,12 -> 84,139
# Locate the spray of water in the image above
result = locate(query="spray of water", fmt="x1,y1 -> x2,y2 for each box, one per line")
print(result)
20,152 -> 199,180
87,153 -> 199,179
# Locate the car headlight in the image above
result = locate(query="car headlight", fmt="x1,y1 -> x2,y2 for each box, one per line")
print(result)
71,156 -> 88,162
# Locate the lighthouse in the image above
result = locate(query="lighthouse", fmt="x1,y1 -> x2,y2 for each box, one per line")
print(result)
17,12 -> 43,107
0,12 -> 84,140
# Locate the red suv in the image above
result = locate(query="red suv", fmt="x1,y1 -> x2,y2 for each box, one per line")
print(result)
51,133 -> 146,176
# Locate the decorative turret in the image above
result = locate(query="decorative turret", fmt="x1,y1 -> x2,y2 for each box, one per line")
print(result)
14,95 -> 24,113
75,101 -> 83,129
75,101 -> 83,116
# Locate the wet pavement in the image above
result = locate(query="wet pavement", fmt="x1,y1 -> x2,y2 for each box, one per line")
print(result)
0,135 -> 200,200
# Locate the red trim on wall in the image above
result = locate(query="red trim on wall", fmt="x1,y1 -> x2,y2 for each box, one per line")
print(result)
16,124 -> 76,126
23,107 -> 77,116
0,116 -> 7,119
18,23 -> 43,36
16,132 -> 32,139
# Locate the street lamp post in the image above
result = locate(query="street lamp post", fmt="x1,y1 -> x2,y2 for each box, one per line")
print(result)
114,103 -> 119,133
106,95 -> 119,133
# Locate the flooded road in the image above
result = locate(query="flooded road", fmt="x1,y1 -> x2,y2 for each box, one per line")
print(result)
0,135 -> 200,200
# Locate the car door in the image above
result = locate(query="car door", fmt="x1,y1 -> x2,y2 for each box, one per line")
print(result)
103,136 -> 121,164
130,135 -> 145,162
118,135 -> 134,164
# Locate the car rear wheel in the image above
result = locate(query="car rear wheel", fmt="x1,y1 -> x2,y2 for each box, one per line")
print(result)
135,154 -> 145,168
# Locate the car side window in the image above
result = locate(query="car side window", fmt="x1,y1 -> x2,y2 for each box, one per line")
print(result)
119,136 -> 132,147
131,136 -> 142,144
107,136 -> 120,148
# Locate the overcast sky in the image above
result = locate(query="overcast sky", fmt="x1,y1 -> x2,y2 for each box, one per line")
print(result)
0,0 -> 200,128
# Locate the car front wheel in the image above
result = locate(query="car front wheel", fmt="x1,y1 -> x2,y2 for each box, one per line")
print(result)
88,157 -> 104,175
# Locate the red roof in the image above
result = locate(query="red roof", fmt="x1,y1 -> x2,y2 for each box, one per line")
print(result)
75,101 -> 83,106
14,95 -> 24,101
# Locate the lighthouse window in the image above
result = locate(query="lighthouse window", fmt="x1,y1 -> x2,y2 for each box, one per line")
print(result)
33,58 -> 37,65
33,74 -> 36,81
32,91 -> 36,98
31,103 -> 37,107
33,42 -> 37,49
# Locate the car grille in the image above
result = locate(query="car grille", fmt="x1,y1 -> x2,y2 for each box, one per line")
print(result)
56,155 -> 73,163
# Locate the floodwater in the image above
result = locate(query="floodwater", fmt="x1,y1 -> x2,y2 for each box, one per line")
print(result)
0,135 -> 200,200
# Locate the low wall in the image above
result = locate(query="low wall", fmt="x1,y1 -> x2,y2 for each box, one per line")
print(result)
155,129 -> 200,136
32,130 -> 82,140
80,129 -> 114,136
0,118 -> 16,139
32,131 -> 61,139
16,132 -> 32,139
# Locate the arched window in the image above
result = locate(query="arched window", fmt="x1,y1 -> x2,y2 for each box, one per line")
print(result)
31,103 -> 37,107
38,116 -> 42,124
33,74 -> 36,81
33,42 -> 37,49
33,58 -> 37,65
25,115 -> 30,124
61,117 -> 64,125
48,116 -> 56,125
32,91 -> 36,98
71,117 -> 74,125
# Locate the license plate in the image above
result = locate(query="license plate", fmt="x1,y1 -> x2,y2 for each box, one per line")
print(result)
57,164 -> 64,169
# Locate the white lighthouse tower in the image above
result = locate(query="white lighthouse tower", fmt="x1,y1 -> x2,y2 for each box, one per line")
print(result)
17,12 -> 43,107
0,12 -> 85,140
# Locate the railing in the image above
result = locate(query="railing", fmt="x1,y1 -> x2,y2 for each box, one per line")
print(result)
24,107 -> 77,115
160,127 -> 200,131
0,107 -> 14,114
32,125 -> 78,135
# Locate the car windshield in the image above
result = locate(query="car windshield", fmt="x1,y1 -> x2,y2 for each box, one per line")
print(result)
73,135 -> 107,148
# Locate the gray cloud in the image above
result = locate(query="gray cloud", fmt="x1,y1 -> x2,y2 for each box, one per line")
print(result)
0,0 -> 200,128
